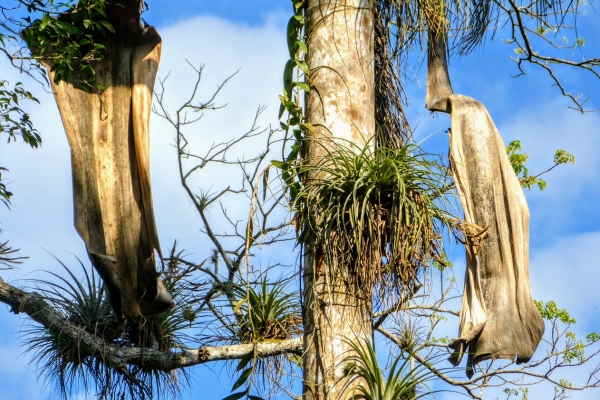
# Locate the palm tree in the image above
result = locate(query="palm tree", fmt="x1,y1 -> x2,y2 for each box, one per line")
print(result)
301,1 -> 377,398
291,0 -> 585,396
295,1 -> 453,397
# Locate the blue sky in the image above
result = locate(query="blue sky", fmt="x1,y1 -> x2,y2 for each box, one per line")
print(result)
1,1 -> 599,399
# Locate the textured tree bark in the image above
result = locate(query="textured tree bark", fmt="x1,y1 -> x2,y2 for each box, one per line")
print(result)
303,1 -> 375,398
38,0 -> 173,319
425,28 -> 453,112
445,95 -> 544,377
425,26 -> 544,377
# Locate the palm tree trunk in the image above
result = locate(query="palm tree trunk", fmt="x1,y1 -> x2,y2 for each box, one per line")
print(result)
303,1 -> 375,398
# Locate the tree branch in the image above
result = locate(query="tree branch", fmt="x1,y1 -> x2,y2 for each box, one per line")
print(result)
0,277 -> 301,370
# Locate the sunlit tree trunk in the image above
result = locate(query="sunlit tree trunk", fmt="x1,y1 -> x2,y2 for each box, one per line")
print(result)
303,1 -> 375,398
36,0 -> 173,320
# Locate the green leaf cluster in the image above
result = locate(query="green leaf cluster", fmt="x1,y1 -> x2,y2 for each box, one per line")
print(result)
22,249 -> 202,400
0,168 -> 12,207
277,139 -> 456,292
563,331 -> 586,364
277,0 -> 311,206
0,80 -> 41,205
0,229 -> 26,269
506,140 -> 575,191
221,276 -> 299,400
222,352 -> 265,400
22,0 -> 114,90
0,80 -> 40,147
533,300 -> 575,324
229,277 -> 300,344
503,386 -> 529,400
346,340 -> 435,400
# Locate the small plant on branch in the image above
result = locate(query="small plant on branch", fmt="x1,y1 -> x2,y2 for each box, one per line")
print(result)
22,255 -> 195,400
228,277 -> 301,344
345,339 -> 437,400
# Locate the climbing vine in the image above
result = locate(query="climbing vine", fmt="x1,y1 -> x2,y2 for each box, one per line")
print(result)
272,0 -> 310,210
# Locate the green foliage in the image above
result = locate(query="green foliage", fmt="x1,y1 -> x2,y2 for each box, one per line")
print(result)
506,140 -> 542,189
563,331 -> 585,363
376,0 -> 583,57
278,0 -> 309,207
23,258 -> 125,399
533,300 -> 576,324
553,148 -> 576,165
22,0 -> 114,90
0,80 -> 41,205
432,252 -> 452,271
533,300 -> 600,368
586,332 -> 600,343
22,255 -> 194,400
346,340 -> 435,400
503,386 -> 529,400
229,277 -> 300,343
222,351 -> 266,400
506,140 -> 575,190
0,229 -> 26,269
0,168 -> 12,207
221,277 -> 299,400
0,80 -> 40,147
275,139 -> 456,292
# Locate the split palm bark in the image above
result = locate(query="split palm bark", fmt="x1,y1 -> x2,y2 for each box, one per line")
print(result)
426,29 -> 544,377
33,0 -> 173,319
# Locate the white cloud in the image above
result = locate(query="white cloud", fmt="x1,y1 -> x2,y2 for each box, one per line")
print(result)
496,100 -> 600,245
530,230 -> 600,330
147,15 -> 288,262
0,13 -> 289,398
1,9 -> 599,400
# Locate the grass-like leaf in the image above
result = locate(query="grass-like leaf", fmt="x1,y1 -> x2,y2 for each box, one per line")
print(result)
229,277 -> 301,344
346,340 -> 436,400
294,138 -> 457,295
21,255 -> 192,399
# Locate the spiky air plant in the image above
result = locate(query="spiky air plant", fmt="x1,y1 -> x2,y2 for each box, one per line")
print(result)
0,230 -> 26,269
21,256 -> 193,400
294,139 -> 456,297
345,340 -> 437,400
229,277 -> 301,344
222,277 -> 301,398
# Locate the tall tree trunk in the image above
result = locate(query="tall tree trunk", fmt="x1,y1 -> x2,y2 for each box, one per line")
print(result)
303,1 -> 375,398
37,0 -> 173,319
